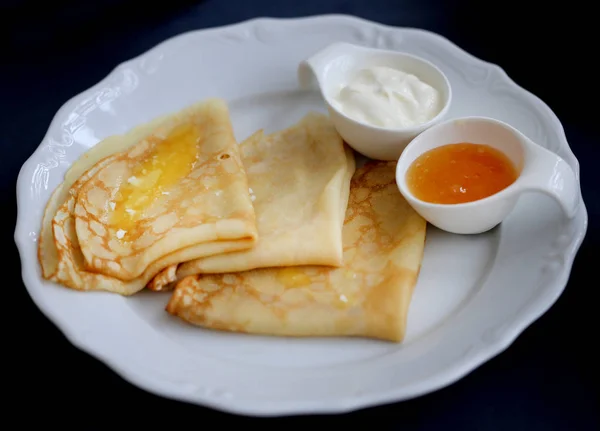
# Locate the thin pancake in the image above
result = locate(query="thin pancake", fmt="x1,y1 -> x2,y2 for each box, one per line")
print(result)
39,99 -> 257,295
48,154 -> 254,295
167,161 -> 427,342
72,99 -> 257,281
39,114 -> 174,280
149,113 -> 355,291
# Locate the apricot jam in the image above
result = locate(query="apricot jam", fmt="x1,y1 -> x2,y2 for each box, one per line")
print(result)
406,143 -> 519,204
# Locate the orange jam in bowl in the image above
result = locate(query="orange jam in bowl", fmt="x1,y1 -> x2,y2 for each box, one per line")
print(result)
406,142 -> 519,205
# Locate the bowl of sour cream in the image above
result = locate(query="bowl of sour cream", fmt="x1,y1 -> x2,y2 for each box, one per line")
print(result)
298,42 -> 452,160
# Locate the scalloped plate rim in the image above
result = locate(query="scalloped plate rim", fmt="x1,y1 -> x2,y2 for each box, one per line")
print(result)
14,15 -> 588,416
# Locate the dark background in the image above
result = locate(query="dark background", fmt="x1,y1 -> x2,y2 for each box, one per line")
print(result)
4,0 -> 598,428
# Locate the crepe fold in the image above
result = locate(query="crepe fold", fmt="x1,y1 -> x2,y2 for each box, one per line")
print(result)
38,99 -> 257,295
167,161 -> 427,342
148,112 -> 356,291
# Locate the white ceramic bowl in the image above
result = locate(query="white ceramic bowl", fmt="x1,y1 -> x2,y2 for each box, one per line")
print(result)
298,42 -> 452,160
396,116 -> 580,234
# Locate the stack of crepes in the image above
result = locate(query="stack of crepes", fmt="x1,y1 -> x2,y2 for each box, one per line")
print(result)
39,98 -> 427,342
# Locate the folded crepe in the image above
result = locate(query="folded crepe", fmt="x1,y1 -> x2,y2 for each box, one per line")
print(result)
38,99 -> 258,295
149,112 -> 356,291
167,161 -> 427,342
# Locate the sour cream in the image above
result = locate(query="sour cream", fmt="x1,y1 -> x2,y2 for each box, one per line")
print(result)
333,66 -> 442,129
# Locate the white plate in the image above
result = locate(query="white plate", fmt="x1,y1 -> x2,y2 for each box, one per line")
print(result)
15,15 -> 588,416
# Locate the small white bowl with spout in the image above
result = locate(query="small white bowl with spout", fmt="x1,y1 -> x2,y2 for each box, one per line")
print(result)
298,42 -> 452,161
395,116 -> 580,235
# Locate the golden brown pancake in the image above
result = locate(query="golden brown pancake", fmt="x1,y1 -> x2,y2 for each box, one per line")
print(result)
72,99 -> 257,281
38,99 -> 258,295
149,112 -> 355,291
39,118 -> 174,281
167,161 -> 427,342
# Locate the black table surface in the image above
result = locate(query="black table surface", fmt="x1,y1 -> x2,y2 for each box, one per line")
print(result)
4,0 -> 598,428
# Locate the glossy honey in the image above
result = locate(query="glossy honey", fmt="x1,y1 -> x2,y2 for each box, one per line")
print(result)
111,123 -> 201,233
